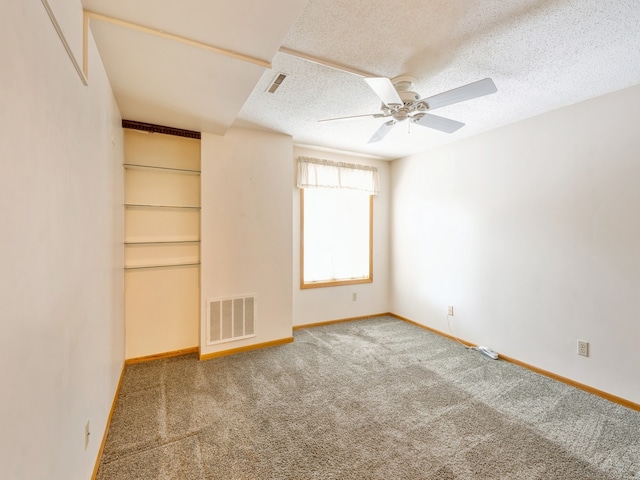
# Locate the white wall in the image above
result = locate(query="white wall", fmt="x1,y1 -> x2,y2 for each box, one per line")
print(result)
390,84 -> 640,405
200,128 -> 293,355
293,146 -> 390,326
0,2 -> 124,479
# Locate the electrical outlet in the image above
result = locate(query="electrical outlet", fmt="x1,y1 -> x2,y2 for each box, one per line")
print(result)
447,306 -> 454,316
577,340 -> 589,357
85,420 -> 91,450
352,292 -> 357,301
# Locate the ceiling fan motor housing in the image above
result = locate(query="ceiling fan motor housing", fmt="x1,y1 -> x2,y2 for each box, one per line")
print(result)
391,75 -> 417,91
399,90 -> 420,104
385,90 -> 424,121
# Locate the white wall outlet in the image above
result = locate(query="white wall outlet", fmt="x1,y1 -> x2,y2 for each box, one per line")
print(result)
84,420 -> 91,450
448,306 -> 454,316
577,340 -> 589,357
352,292 -> 357,301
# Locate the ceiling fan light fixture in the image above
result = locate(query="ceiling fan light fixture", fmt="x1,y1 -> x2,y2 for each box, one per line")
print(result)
321,75 -> 497,143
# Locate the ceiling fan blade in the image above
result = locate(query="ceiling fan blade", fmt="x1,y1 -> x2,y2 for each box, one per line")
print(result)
318,113 -> 386,123
364,77 -> 403,107
420,78 -> 497,110
413,113 -> 465,133
368,120 -> 396,143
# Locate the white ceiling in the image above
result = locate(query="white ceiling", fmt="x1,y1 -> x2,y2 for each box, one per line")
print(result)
82,0 -> 308,134
84,0 -> 640,159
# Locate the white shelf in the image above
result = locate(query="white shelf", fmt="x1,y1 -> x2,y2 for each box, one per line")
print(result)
124,163 -> 200,175
125,240 -> 200,245
124,203 -> 201,210
125,262 -> 200,270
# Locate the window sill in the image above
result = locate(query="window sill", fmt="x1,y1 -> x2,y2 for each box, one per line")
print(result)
300,277 -> 373,289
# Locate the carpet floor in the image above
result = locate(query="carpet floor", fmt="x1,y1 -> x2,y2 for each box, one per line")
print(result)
96,316 -> 640,479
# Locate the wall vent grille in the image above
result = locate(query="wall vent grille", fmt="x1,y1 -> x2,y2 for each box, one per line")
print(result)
207,295 -> 256,345
266,72 -> 288,93
122,119 -> 201,139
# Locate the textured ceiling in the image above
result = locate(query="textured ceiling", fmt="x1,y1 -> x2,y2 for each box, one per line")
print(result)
236,0 -> 640,159
85,0 -> 640,159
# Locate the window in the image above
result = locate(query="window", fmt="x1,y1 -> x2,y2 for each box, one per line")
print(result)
297,156 -> 377,289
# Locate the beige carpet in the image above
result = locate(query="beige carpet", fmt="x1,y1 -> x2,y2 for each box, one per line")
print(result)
97,316 -> 640,479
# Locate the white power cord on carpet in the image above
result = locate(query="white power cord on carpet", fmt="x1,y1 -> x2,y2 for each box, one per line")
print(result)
446,312 -> 500,359
446,313 -> 476,351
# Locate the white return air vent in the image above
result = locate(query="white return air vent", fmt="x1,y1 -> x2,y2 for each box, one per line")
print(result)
207,295 -> 256,345
266,72 -> 287,93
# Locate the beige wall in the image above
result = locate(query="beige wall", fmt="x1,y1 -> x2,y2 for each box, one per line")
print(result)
200,128 -> 294,355
292,146 -> 391,326
0,2 -> 124,479
390,84 -> 640,405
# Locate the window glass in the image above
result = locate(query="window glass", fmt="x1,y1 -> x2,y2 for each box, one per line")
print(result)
301,188 -> 372,288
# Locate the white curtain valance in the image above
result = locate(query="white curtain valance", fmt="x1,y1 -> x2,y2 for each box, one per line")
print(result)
296,156 -> 379,195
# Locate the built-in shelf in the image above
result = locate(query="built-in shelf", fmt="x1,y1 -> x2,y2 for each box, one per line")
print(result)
125,240 -> 200,245
124,203 -> 201,210
124,163 -> 201,175
125,262 -> 201,270
123,129 -> 201,355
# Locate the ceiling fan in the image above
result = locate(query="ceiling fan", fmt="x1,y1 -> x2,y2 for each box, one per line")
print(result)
319,76 -> 497,143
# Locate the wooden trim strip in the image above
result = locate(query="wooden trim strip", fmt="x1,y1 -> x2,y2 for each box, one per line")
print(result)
40,0 -> 88,85
91,364 -> 125,479
85,11 -> 271,69
369,194 -> 374,283
389,312 -> 640,412
499,354 -> 640,412
125,347 -> 199,365
300,277 -> 373,289
199,337 -> 293,361
122,120 -> 201,139
278,47 -> 375,78
388,313 -> 475,347
82,10 -> 89,79
299,187 -> 305,288
293,313 -> 389,330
